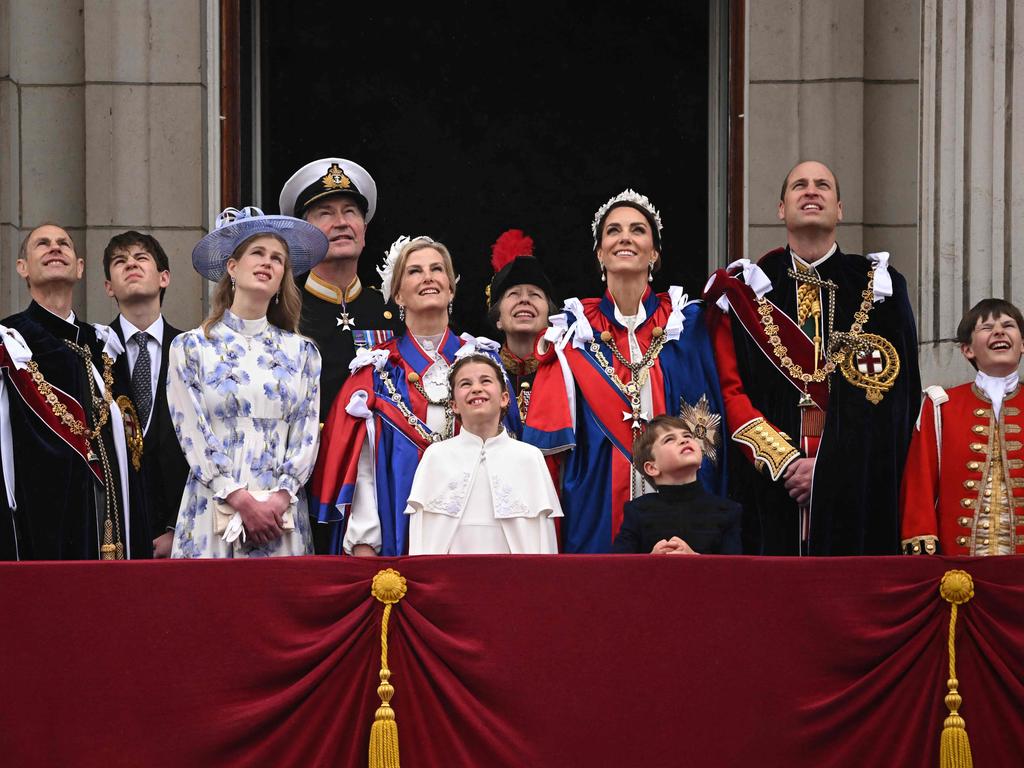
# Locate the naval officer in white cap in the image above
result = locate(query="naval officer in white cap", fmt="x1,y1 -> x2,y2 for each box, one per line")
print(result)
279,158 -> 399,419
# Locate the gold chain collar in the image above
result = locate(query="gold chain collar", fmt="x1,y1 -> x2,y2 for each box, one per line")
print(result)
28,342 -> 115,440
587,326 -> 668,499
757,266 -> 875,385
588,327 -> 667,397
378,367 -> 454,443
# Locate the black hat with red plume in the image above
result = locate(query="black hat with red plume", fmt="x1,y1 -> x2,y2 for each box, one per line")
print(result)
486,229 -> 557,308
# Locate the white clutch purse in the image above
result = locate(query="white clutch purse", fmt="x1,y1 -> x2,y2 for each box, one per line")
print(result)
215,489 -> 295,543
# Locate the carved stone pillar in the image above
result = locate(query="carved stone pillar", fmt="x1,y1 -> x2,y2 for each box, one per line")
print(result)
918,0 -> 1024,385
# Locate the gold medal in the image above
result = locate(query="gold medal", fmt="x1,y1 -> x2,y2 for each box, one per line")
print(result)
838,333 -> 900,404
116,395 -> 144,471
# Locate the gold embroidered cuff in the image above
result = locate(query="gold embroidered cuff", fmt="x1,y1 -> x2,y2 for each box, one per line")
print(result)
732,418 -> 800,481
901,535 -> 938,555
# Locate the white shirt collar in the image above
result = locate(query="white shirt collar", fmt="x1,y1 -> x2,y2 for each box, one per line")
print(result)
975,370 -> 1020,417
119,314 -> 165,345
791,242 -> 838,269
40,304 -> 76,325
613,299 -> 648,328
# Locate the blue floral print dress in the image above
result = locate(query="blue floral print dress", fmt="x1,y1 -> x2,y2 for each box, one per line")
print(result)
168,311 -> 321,558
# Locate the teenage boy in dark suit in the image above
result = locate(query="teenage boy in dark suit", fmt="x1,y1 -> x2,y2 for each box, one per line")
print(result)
104,231 -> 189,558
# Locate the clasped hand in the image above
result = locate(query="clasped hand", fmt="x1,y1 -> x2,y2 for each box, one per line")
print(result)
650,537 -> 699,555
224,489 -> 291,547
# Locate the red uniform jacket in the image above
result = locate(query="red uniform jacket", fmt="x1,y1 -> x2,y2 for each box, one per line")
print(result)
900,382 -> 1024,555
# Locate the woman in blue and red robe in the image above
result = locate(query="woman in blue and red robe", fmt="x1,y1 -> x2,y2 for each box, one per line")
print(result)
528,191 -> 728,553
311,236 -> 509,556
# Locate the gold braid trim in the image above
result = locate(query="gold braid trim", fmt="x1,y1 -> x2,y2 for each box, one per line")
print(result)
938,570 -> 975,768
369,569 -> 408,768
901,535 -> 938,555
757,265 -> 875,385
731,417 -> 799,481
500,347 -> 540,377
27,350 -> 114,439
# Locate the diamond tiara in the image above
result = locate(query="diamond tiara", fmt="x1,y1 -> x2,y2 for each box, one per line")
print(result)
591,189 -> 663,246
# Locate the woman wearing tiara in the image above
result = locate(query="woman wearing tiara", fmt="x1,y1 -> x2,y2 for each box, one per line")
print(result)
532,190 -> 728,553
311,235 -> 512,556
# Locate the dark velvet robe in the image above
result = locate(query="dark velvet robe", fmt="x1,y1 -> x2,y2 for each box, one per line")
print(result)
111,316 -> 189,537
611,481 -> 742,555
712,247 -> 920,555
297,276 -> 401,419
0,302 -> 150,559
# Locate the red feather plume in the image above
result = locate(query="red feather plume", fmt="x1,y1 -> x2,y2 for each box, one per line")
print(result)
490,229 -> 534,272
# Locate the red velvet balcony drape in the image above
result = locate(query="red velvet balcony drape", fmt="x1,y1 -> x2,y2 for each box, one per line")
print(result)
1,555 -> 1022,767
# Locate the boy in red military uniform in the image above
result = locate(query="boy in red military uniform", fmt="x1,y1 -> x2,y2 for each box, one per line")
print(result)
900,298 -> 1024,555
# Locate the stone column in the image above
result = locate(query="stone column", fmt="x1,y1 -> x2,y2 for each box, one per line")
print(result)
918,0 -> 1024,385
0,1 -> 87,316
0,0 -> 210,328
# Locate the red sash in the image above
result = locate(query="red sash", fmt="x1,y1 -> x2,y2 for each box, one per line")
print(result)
704,269 -> 829,411
0,344 -> 101,480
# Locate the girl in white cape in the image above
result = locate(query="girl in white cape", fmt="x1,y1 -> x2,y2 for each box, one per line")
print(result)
404,352 -> 562,554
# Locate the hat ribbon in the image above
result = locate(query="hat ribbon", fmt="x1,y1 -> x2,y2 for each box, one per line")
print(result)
215,206 -> 266,230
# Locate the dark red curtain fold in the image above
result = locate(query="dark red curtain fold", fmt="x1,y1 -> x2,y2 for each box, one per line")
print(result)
1,555 -> 1022,767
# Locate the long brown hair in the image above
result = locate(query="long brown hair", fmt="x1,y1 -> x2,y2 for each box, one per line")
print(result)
201,232 -> 302,337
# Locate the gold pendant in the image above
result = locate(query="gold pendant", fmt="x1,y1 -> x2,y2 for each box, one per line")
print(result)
797,390 -> 815,408
838,333 -> 900,404
116,395 -> 144,471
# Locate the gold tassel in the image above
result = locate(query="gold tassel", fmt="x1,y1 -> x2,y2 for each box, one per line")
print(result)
938,570 -> 975,768
369,569 -> 407,768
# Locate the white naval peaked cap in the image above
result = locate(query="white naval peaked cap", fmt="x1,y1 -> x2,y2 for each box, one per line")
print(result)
278,157 -> 377,222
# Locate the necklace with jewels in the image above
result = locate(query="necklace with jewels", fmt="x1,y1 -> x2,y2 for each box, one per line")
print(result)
378,368 -> 454,443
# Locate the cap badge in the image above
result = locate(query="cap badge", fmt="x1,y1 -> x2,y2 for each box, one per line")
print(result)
321,163 -> 353,191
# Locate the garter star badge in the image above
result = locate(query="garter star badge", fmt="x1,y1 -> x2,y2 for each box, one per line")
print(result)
679,394 -> 722,465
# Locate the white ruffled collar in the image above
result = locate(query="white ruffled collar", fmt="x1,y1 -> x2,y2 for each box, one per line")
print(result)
975,370 -> 1020,417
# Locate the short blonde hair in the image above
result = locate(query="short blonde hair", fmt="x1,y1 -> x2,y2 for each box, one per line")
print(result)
392,238 -> 457,302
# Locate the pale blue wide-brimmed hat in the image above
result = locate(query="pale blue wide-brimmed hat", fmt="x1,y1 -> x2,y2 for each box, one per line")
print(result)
191,206 -> 329,282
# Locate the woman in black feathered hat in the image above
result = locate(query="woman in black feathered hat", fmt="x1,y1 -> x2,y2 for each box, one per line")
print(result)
486,229 -> 558,428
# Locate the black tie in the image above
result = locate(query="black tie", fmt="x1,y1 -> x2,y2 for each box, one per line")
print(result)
131,331 -> 152,428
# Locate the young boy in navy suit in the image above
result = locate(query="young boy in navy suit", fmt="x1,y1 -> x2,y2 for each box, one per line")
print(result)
612,415 -> 741,555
